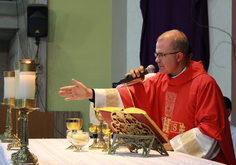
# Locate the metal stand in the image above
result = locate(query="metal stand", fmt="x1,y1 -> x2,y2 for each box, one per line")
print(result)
89,122 -> 107,149
109,134 -> 168,157
89,122 -> 98,149
89,109 -> 107,150
89,133 -> 98,149
8,138 -> 21,150
8,111 -> 21,150
102,133 -> 112,152
11,108 -> 38,165
0,98 -> 16,143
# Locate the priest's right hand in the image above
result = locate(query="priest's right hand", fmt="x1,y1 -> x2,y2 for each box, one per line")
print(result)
124,65 -> 145,83
59,79 -> 93,101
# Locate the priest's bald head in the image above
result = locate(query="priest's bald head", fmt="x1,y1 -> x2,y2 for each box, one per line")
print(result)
155,29 -> 193,77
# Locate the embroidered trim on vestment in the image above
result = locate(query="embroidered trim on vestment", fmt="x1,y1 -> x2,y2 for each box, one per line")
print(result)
180,131 -> 203,157
105,89 -> 119,107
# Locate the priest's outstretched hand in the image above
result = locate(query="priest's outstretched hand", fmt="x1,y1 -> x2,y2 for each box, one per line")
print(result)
59,79 -> 93,101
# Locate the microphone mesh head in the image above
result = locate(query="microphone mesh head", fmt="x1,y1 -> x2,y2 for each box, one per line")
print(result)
146,65 -> 155,73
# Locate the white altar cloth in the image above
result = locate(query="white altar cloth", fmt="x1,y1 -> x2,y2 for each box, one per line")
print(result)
0,139 -> 224,165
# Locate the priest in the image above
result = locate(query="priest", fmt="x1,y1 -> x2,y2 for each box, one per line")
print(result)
59,29 -> 236,164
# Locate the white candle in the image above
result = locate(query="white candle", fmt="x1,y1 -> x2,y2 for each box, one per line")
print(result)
18,71 -> 36,99
4,77 -> 15,98
15,69 -> 19,99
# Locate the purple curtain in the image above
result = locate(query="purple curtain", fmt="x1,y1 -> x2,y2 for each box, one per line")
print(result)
140,0 -> 209,72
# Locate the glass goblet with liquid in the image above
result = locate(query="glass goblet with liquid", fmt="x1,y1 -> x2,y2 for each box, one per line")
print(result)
66,118 -> 83,150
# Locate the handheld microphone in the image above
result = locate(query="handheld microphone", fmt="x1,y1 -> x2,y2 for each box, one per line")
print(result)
116,65 -> 155,85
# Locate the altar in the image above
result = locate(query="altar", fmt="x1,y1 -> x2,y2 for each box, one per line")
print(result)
0,139 -> 224,165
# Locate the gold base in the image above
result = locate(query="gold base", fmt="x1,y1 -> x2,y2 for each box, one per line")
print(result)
11,144 -> 38,165
102,143 -> 111,152
7,138 -> 21,150
89,137 -> 107,150
0,101 -> 17,143
89,139 -> 97,148
0,133 -> 16,143
11,106 -> 38,165
66,144 -> 77,150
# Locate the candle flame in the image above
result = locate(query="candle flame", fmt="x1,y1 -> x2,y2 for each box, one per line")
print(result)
26,61 -> 31,64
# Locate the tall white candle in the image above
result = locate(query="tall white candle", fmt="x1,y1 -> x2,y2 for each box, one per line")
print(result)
18,72 -> 36,99
4,77 -> 15,98
15,69 -> 19,99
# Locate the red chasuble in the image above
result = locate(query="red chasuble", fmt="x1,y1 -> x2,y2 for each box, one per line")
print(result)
117,61 -> 236,164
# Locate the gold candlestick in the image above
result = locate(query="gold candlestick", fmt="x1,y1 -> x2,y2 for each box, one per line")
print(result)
11,99 -> 38,165
0,98 -> 16,142
11,59 -> 38,165
7,110 -> 21,150
0,71 -> 16,143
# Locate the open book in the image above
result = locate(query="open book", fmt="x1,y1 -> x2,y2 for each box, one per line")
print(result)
99,107 -> 168,143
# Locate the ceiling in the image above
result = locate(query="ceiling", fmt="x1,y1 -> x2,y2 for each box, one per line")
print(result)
0,28 -> 18,41
0,0 -> 21,42
0,0 -> 19,16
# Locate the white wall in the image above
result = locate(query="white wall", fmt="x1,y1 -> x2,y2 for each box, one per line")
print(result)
231,0 -> 236,125
127,1 -> 142,72
208,0 -> 232,100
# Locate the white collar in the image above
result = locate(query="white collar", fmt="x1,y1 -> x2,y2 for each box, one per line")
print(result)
171,67 -> 187,78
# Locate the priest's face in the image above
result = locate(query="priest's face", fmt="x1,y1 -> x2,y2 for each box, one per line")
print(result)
155,38 -> 180,76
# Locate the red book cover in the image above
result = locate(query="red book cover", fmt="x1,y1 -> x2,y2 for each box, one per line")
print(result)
99,107 -> 168,143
